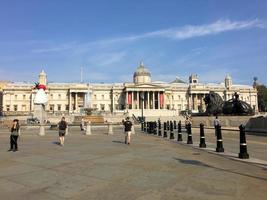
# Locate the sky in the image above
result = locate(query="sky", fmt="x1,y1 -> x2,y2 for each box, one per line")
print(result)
0,0 -> 267,85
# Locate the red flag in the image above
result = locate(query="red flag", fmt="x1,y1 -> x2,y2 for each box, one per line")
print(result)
128,92 -> 132,105
160,93 -> 164,107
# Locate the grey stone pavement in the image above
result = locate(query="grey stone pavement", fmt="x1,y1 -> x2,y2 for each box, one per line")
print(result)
0,126 -> 267,200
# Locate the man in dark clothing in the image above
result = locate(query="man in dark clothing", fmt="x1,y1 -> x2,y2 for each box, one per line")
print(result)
123,117 -> 133,145
58,117 -> 68,146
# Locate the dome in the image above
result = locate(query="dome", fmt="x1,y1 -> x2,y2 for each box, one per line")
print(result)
133,61 -> 152,84
225,74 -> 231,80
133,61 -> 151,77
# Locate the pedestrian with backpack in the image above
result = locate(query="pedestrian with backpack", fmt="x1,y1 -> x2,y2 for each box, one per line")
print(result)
58,117 -> 68,146
123,117 -> 133,145
8,119 -> 20,152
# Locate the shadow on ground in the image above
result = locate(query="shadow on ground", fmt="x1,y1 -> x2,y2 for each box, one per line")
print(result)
173,157 -> 267,181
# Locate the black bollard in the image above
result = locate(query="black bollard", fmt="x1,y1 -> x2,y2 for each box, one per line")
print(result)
187,123 -> 193,144
147,122 -> 150,134
141,121 -> 144,132
167,121 -> 170,131
148,122 -> 152,134
144,121 -> 147,133
216,125 -> 224,152
239,125 -> 249,159
158,120 -> 162,136
163,122 -> 167,138
170,121 -> 175,139
177,120 -> 183,141
174,120 -> 177,130
199,123 -> 206,148
153,121 -> 157,135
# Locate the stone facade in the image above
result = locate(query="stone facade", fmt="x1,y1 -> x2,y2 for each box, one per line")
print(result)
0,62 -> 258,117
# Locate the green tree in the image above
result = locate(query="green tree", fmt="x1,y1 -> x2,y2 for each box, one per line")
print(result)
256,84 -> 267,112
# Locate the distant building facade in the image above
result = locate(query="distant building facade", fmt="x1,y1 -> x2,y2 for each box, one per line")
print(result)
0,62 -> 258,116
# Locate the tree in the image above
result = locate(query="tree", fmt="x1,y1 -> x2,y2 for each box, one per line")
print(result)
256,84 -> 267,112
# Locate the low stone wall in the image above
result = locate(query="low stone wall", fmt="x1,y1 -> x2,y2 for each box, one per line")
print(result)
191,116 -> 252,128
245,116 -> 267,133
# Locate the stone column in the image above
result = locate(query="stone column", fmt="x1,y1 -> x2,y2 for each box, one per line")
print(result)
131,91 -> 134,110
75,92 -> 78,111
188,94 -> 191,110
148,91 -> 150,109
112,92 -> 115,113
69,92 -> 72,113
137,91 -> 139,109
194,94 -> 198,110
158,92 -> 160,109
152,92 -> 155,109
125,91 -> 128,109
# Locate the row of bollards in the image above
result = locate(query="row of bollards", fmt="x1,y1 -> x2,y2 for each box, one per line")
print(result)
141,120 -> 249,159
38,121 -> 117,136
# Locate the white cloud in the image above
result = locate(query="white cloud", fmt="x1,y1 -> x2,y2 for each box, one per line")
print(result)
91,19 -> 265,46
32,42 -> 77,53
31,19 -> 265,54
87,52 -> 126,66
144,19 -> 264,39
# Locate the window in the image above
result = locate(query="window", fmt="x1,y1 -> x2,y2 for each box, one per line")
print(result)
14,95 -> 18,100
115,104 -> 119,110
49,104 -> 54,111
6,105 -> 10,111
14,105 -> 18,111
65,105 -> 69,111
50,94 -> 53,99
57,104 -> 61,111
102,95 -> 104,100
166,104 -> 170,110
100,104 -> 105,111
23,95 -> 26,100
94,95 -> 97,100
93,104 -> 97,109
58,94 -> 61,99
22,105 -> 26,111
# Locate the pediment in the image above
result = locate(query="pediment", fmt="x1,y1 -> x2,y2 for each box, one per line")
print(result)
125,83 -> 165,91
135,83 -> 163,88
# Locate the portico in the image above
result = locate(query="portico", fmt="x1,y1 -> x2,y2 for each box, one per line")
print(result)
69,89 -> 91,113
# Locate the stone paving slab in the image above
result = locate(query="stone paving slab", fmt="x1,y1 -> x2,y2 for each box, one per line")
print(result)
0,127 -> 266,200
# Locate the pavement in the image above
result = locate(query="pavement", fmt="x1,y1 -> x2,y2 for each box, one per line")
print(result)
0,126 -> 266,200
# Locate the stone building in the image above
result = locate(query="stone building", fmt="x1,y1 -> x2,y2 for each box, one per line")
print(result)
0,62 -> 258,117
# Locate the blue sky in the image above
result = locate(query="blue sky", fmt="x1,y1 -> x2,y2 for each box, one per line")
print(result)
0,0 -> 267,85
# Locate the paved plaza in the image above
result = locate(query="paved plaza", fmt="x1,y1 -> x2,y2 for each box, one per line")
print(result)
0,126 -> 267,200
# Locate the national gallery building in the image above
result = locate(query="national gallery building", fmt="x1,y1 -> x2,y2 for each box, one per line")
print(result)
0,62 -> 258,117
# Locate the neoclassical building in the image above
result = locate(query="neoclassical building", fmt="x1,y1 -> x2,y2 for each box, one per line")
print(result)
0,62 -> 258,117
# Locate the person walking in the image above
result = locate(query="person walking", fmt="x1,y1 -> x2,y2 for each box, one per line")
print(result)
123,117 -> 133,145
80,118 -> 85,131
214,115 -> 220,136
185,116 -> 191,131
8,119 -> 20,152
58,117 -> 68,146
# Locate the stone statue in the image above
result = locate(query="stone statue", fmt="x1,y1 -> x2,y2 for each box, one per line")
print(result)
203,92 -> 224,115
204,91 -> 253,116
222,92 -> 253,115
